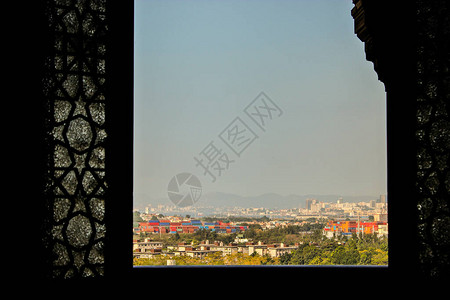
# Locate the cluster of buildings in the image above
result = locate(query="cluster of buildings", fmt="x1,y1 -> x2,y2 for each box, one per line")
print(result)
323,220 -> 388,238
138,195 -> 388,220
304,195 -> 387,220
133,238 -> 299,260
134,219 -> 248,235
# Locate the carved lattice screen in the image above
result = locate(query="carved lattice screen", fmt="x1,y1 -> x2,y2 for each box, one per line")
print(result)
415,0 -> 450,277
36,0 -> 449,279
42,0 -> 108,278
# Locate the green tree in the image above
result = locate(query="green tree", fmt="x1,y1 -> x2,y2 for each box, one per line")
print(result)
302,245 -> 322,264
288,245 -> 321,265
260,216 -> 270,222
330,246 -> 360,265
133,211 -> 144,222
279,252 -> 292,265
347,236 -> 358,249
260,254 -> 275,265
371,249 -> 388,265
358,250 -> 373,265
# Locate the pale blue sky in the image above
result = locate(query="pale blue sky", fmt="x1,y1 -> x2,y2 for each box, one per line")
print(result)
134,0 -> 387,201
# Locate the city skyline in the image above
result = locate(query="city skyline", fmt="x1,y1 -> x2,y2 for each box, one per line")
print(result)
134,190 -> 386,211
134,0 -> 387,205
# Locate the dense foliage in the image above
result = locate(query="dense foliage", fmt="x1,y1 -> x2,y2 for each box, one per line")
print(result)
134,224 -> 388,266
278,233 -> 388,265
133,252 -> 278,266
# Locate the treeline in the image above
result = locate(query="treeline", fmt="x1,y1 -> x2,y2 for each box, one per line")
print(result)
243,224 -> 325,244
243,225 -> 388,265
279,233 -> 388,265
173,224 -> 327,245
134,252 -> 278,266
134,233 -> 387,266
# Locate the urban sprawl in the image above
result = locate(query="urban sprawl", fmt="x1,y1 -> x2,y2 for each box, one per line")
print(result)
133,195 -> 388,265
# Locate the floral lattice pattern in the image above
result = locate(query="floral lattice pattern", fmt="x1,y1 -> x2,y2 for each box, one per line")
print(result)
43,0 -> 107,278
415,0 -> 450,277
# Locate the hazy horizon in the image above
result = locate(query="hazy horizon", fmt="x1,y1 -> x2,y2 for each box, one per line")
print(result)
134,0 -> 387,206
133,190 -> 386,211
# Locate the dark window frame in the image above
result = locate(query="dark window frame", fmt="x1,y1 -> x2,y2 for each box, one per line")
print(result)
28,0 -> 450,283
104,0 -> 419,282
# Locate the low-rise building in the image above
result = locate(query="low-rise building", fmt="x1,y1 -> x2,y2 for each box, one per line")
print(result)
133,240 -> 163,252
185,250 -> 221,259
323,220 -> 388,238
247,241 -> 298,257
267,243 -> 299,258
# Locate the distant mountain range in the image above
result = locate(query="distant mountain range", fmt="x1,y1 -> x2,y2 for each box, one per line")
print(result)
133,191 -> 379,210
